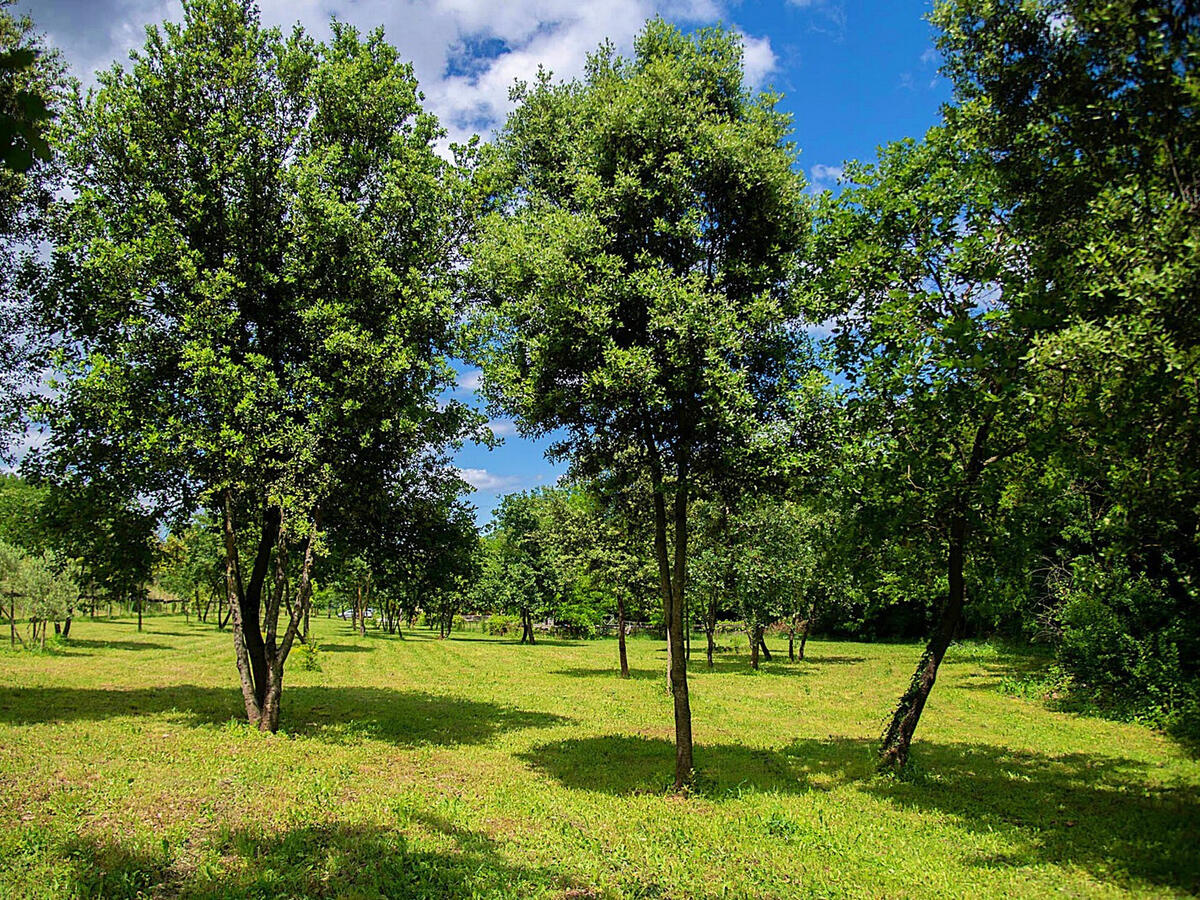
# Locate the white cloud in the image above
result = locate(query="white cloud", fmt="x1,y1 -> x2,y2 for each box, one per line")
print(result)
735,30 -> 777,90
808,163 -> 844,193
457,467 -> 523,491
29,0 -> 776,147
487,419 -> 517,437
456,368 -> 483,393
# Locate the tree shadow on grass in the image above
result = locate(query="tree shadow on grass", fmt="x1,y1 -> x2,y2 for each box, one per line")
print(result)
64,638 -> 175,652
0,685 -> 569,748
54,814 -> 581,900
316,643 -> 374,653
521,733 -> 1200,893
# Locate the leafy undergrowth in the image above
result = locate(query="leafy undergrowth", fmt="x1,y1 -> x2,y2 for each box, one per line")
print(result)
1,617 -> 1197,899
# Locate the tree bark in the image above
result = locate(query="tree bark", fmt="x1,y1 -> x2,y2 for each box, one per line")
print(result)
788,628 -> 794,662
879,514 -> 967,770
62,616 -> 71,640
758,630 -> 772,662
798,609 -> 813,660
616,593 -> 630,678
749,628 -> 760,670
652,477 -> 694,790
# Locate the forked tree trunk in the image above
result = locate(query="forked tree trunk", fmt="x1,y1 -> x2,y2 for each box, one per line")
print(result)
879,515 -> 967,769
758,630 -> 771,662
222,494 -> 318,733
617,593 -> 629,678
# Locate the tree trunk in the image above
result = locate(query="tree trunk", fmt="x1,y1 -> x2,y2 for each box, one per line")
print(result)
136,596 -> 142,632
799,612 -> 812,661
879,514 -> 967,770
706,627 -> 715,668
749,628 -> 759,670
652,477 -> 693,790
62,616 -> 71,640
9,596 -> 14,647
617,593 -> 629,678
758,631 -> 772,662
788,628 -> 795,661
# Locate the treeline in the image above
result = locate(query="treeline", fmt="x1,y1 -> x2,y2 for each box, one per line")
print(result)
0,0 -> 1195,786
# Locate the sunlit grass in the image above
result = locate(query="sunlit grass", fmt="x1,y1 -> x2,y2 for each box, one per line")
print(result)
1,615 -> 1196,898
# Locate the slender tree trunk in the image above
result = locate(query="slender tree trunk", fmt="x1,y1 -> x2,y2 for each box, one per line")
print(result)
136,596 -> 142,632
758,630 -> 772,662
749,628 -> 759,670
799,608 -> 813,661
10,595 -> 16,647
62,616 -> 71,640
788,628 -> 795,661
652,478 -> 694,790
880,514 -> 967,769
706,627 -> 715,668
617,593 -> 629,678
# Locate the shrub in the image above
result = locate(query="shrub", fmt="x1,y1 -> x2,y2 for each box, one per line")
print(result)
484,614 -> 520,636
295,639 -> 321,672
1053,559 -> 1198,728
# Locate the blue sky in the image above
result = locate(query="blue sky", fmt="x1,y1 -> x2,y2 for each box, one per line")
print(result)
19,0 -> 951,522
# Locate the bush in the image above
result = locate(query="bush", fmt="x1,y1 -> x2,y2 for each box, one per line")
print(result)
1053,559 -> 1199,728
484,614 -> 520,636
294,639 -> 321,672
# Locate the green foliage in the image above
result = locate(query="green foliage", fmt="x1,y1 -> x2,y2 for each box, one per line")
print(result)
0,3 -> 65,456
483,613 -> 519,636
1054,560 -> 1198,717
294,638 -> 321,672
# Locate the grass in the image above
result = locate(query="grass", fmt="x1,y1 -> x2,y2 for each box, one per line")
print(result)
0,617 -> 1197,899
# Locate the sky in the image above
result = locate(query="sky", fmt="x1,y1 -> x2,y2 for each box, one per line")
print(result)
16,0 -> 952,523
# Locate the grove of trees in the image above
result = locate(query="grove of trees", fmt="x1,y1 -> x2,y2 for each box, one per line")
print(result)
1,0 -> 1196,784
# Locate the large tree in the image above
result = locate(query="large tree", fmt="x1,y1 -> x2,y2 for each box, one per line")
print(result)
39,0 -> 477,731
813,130 -> 1041,768
468,20 -> 813,788
932,0 -> 1200,713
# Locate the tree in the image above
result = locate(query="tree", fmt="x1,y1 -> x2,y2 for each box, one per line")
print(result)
932,0 -> 1200,721
485,491 -> 562,644
469,20 -> 812,789
41,0 -> 477,731
812,129 -> 1041,768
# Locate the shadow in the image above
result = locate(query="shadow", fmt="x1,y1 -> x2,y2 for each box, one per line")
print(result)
56,816 -> 585,899
317,643 -> 374,654
0,685 -> 569,748
521,734 -> 1200,893
64,638 -> 175,652
552,666 -> 663,682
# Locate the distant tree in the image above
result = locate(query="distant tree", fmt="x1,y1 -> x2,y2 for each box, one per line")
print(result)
469,20 -> 814,789
40,0 -> 478,731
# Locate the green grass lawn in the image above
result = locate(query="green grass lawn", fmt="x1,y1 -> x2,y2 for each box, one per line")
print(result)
1,616 -> 1197,899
